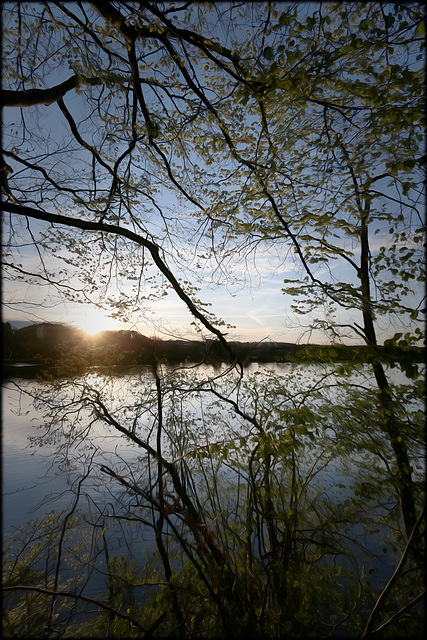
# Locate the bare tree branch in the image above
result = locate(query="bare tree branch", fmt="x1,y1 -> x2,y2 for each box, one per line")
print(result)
3,201 -> 238,363
1,76 -> 102,108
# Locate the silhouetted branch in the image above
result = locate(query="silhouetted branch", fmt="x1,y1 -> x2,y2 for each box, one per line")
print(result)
3,201 -> 237,364
1,76 -> 101,107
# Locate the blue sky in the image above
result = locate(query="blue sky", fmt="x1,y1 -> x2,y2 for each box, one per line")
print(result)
3,207 -> 411,345
1,217 -> 308,342
2,2 -> 424,346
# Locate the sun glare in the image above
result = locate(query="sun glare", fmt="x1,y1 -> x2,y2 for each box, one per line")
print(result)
76,311 -> 117,336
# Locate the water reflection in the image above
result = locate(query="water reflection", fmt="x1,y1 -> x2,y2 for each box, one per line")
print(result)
2,362 -> 422,534
2,362 -> 424,636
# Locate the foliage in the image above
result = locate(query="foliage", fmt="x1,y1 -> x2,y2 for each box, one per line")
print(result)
1,2 -> 425,638
3,365 -> 425,637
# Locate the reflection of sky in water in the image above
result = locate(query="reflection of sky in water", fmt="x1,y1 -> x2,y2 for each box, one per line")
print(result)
2,362 -> 424,605
3,363 -> 423,526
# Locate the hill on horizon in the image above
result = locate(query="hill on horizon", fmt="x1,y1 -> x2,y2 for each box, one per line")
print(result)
2,321 -> 423,374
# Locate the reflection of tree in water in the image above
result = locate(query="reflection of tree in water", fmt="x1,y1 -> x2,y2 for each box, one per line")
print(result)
1,1 -> 425,637
3,365 -> 425,637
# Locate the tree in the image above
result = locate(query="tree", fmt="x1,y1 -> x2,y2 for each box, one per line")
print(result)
1,2 -> 425,637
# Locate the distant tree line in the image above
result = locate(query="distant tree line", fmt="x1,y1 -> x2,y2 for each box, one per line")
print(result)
2,322 -> 423,376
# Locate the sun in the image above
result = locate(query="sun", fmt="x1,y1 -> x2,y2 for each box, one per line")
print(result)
75,310 -> 117,336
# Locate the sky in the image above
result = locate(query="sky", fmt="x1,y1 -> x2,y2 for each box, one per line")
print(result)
1,222 -> 315,343
1,2 -> 424,346
0,16 -> 324,345
2,214 -> 395,345
0,3 -> 299,342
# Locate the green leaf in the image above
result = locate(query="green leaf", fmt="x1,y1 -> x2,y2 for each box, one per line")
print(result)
263,46 -> 274,61
384,14 -> 395,29
415,22 -> 425,36
278,12 -> 291,27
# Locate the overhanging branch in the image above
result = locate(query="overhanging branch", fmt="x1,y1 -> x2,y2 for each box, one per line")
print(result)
3,201 -> 237,363
1,76 -> 102,108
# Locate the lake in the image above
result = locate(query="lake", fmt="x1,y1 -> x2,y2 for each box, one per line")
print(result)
2,361 -> 424,636
1,362 -> 394,531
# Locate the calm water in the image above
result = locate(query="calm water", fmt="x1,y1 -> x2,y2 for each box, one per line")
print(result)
2,361 -> 423,533
2,362 -> 424,605
3,362 -> 279,532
